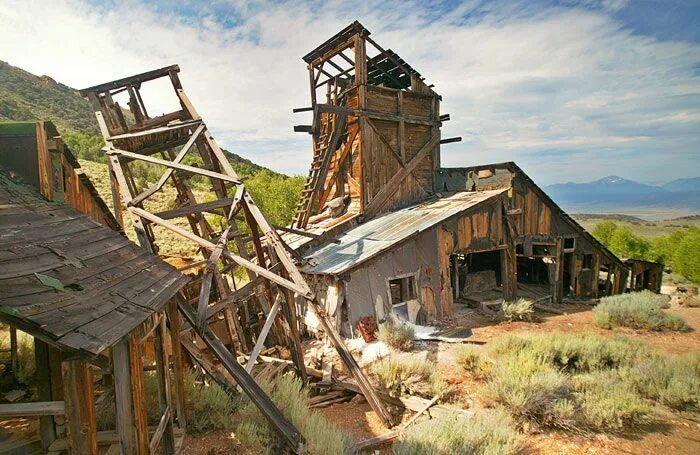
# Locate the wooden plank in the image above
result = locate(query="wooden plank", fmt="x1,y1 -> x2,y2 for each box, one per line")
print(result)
363,134 -> 440,217
108,149 -> 241,185
62,359 -> 97,455
0,401 -> 65,417
166,300 -> 187,430
127,206 -> 311,298
245,294 -> 283,373
306,299 -> 395,427
178,297 -> 303,453
130,123 -> 205,206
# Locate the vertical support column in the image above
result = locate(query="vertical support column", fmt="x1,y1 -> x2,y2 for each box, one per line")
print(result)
501,246 -> 517,301
113,334 -> 150,455
9,327 -> 17,374
62,359 -> 97,455
167,300 -> 187,430
35,339 -> 60,451
154,312 -> 176,454
553,238 -> 564,303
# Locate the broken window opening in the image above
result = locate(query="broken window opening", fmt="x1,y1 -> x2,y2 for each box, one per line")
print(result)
388,275 -> 417,307
563,237 -> 575,251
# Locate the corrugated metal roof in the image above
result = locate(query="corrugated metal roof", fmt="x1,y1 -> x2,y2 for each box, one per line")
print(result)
0,171 -> 189,356
301,189 -> 507,275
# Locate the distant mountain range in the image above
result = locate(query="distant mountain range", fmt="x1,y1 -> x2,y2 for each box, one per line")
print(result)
545,176 -> 700,216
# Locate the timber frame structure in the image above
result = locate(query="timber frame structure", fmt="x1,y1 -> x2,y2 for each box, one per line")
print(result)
292,21 -> 459,229
79,64 -> 394,452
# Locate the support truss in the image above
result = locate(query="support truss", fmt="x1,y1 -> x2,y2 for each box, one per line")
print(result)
80,65 -> 394,451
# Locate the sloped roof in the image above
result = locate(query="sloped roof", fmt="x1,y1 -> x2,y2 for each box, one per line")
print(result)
301,189 -> 507,274
0,171 -> 188,356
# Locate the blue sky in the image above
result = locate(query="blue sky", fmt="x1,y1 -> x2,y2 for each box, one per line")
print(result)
1,0 -> 698,185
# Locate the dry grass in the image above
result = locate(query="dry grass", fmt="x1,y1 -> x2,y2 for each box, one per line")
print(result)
502,298 -> 535,321
369,355 -> 450,398
377,321 -> 415,351
393,408 -> 523,455
476,332 -> 699,433
236,373 -> 349,454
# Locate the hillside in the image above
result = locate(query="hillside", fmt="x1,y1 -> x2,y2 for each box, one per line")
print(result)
0,60 -> 98,134
0,59 -> 274,176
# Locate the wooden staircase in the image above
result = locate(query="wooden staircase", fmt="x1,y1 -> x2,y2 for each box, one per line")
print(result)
293,111 -> 348,229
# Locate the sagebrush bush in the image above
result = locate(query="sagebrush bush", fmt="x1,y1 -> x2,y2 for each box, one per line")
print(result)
237,373 -> 349,454
370,356 -> 449,398
502,298 -> 534,321
482,356 -> 573,430
393,408 -> 523,455
479,332 -> 671,433
454,344 -> 492,377
594,291 -> 688,331
571,370 -> 653,431
184,370 -> 237,433
378,321 -> 415,351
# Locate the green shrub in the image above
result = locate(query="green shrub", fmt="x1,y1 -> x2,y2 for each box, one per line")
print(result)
370,356 -> 449,398
488,332 -> 647,373
378,321 -> 415,351
236,373 -> 349,454
393,408 -> 523,455
481,332 -> 662,433
454,345 -> 492,377
572,370 -> 653,431
594,291 -> 688,331
184,370 -> 237,433
623,353 -> 700,411
482,356 -> 573,430
502,298 -> 534,321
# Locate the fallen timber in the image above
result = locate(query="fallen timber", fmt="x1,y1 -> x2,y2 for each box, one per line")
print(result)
81,64 -> 394,451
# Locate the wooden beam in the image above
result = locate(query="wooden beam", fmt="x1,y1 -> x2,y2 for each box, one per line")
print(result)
113,336 -> 149,455
245,294 -> 283,373
0,401 -> 65,417
130,123 -> 205,206
62,359 -> 98,455
316,103 -> 437,126
178,297 -> 303,453
307,299 -> 395,427
108,149 -> 241,185
127,206 -> 311,298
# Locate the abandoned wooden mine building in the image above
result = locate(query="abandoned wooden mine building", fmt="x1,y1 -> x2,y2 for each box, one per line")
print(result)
287,22 -> 635,334
0,131 -> 190,453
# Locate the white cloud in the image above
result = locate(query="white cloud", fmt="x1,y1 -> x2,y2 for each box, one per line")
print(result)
0,0 -> 698,185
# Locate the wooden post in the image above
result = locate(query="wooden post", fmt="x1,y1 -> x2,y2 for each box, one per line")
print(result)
553,238 -> 564,303
501,246 -> 517,301
9,327 -> 18,375
62,359 -> 97,455
112,335 -> 150,455
34,339 -> 58,451
153,312 -> 175,454
166,300 -> 187,429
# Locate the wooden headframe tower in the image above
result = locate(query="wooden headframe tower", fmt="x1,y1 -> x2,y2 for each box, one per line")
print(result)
80,64 -> 394,451
293,21 -> 457,228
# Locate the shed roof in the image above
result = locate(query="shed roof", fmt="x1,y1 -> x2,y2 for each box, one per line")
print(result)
0,171 -> 188,356
301,189 -> 506,275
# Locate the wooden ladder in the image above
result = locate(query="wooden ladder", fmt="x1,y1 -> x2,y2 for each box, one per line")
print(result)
293,112 -> 348,229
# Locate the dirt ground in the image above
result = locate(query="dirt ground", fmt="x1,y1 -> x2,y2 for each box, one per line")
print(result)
182,302 -> 700,454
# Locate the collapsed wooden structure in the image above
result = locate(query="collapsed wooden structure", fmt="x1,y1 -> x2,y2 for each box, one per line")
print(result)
79,63 -> 395,451
287,23 -> 642,334
0,167 -> 188,453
